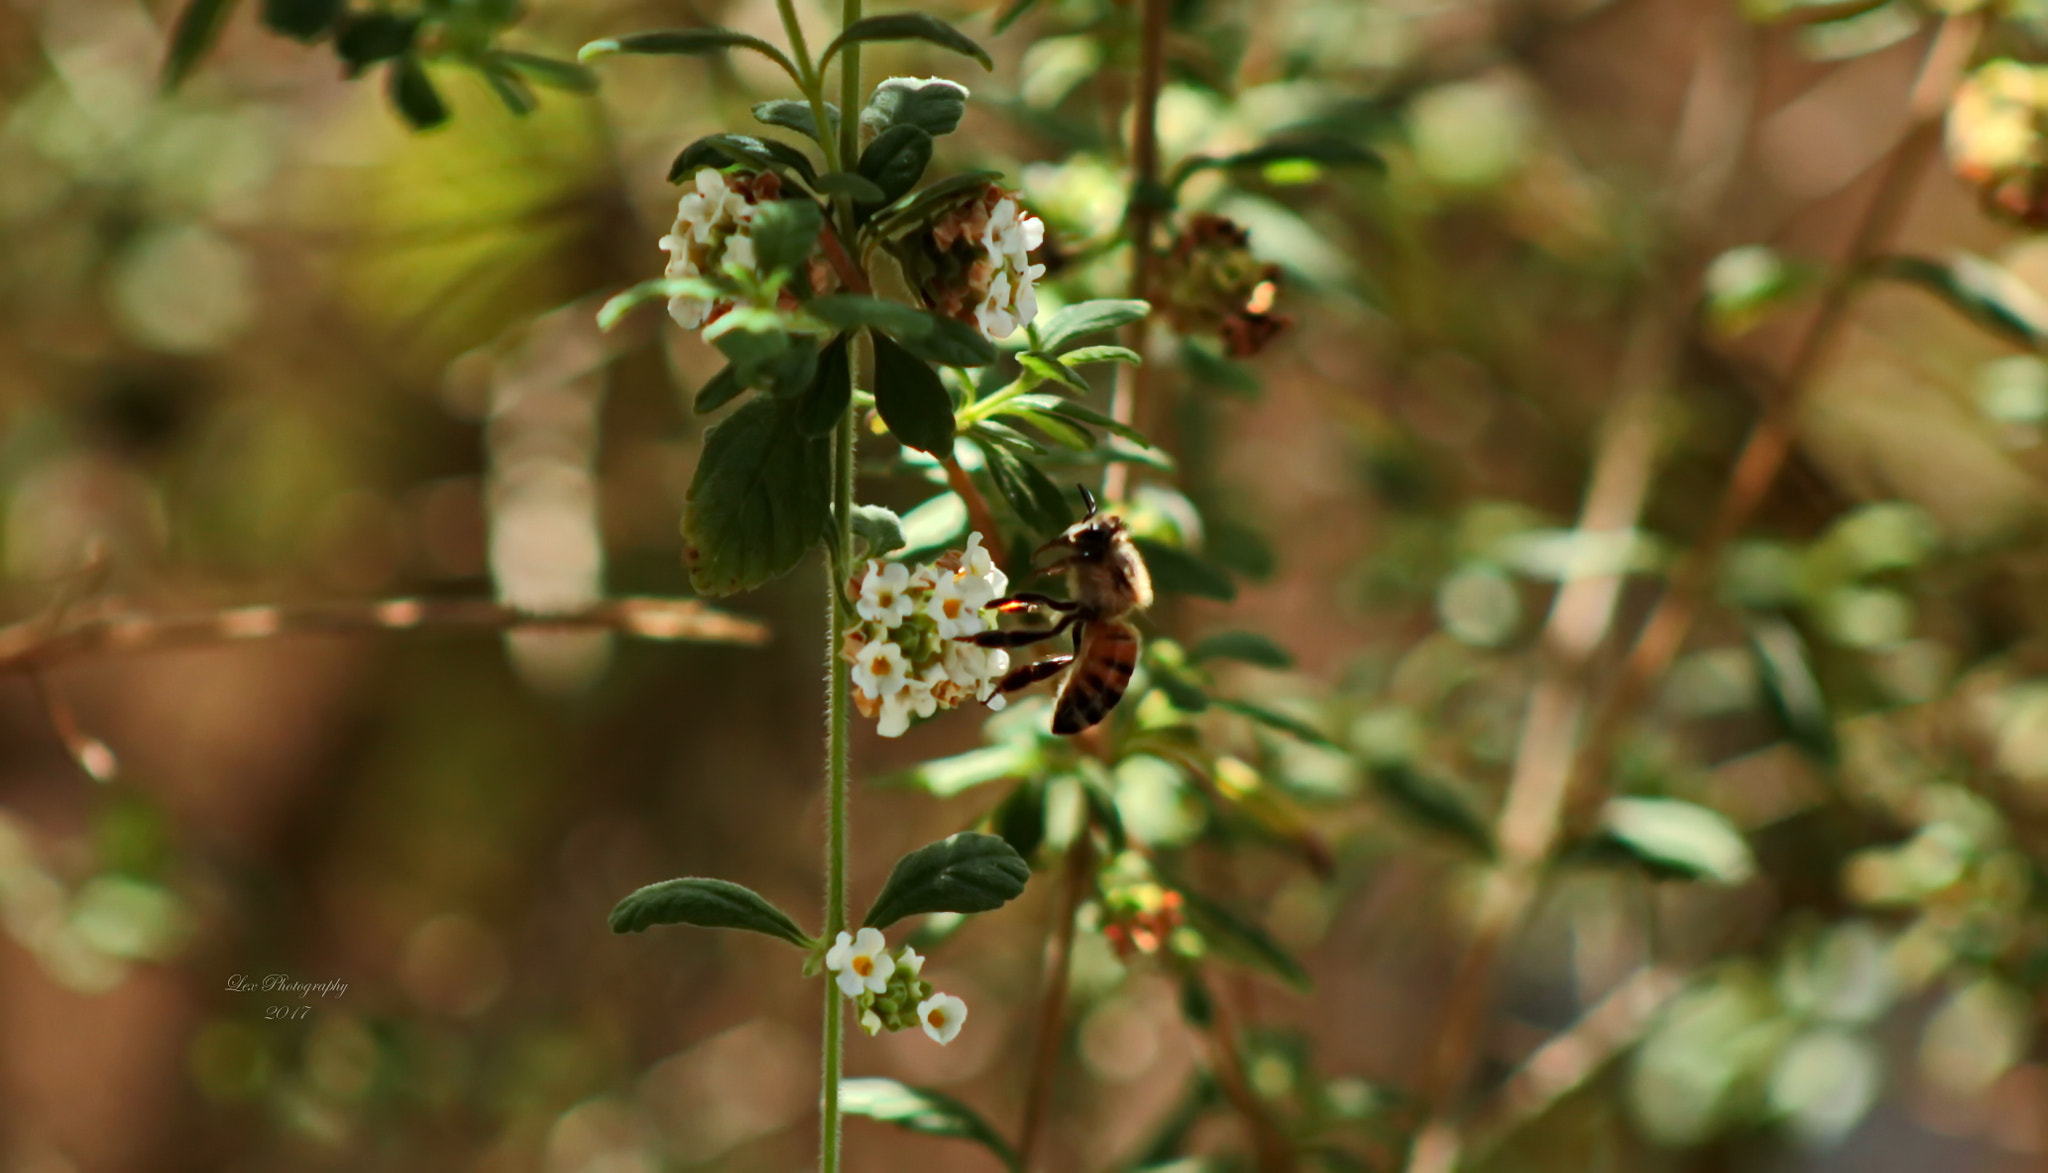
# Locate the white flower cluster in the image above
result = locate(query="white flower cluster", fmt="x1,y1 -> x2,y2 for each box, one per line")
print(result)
658,168 -> 766,330
824,927 -> 969,1045
844,533 -> 1012,737
974,197 -> 1047,342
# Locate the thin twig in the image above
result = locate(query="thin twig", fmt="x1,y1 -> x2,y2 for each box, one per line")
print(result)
1016,834 -> 1094,1172
941,456 -> 1008,568
1101,0 -> 1169,505
1198,966 -> 1297,1173
0,596 -> 768,672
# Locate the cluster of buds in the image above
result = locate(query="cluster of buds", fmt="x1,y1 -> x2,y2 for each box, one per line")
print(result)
902,183 -> 1048,341
658,167 -> 837,328
1159,213 -> 1289,357
824,927 -> 969,1045
1100,880 -> 1186,962
1946,61 -> 2048,228
843,533 -> 1012,737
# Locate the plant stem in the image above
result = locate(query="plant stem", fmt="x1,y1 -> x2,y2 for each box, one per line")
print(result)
1016,834 -> 1093,1171
941,456 -> 1007,570
822,405 -> 855,1173
773,0 -> 840,174
1102,0 -> 1168,504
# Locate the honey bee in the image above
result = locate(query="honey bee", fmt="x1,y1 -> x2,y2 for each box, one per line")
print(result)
960,487 -> 1154,735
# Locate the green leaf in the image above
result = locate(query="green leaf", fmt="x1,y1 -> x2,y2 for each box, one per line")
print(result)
812,172 -> 889,203
579,28 -> 800,79
863,832 -> 1031,928
1038,299 -> 1151,354
1213,698 -> 1338,749
873,333 -> 957,456
1042,398 -> 1150,444
163,0 -> 242,90
694,365 -> 747,414
999,408 -> 1094,452
823,13 -> 995,71
862,77 -> 971,137
493,50 -> 600,93
260,0 -> 340,42
1151,668 -> 1210,713
1749,616 -> 1838,765
478,61 -> 538,115
1133,538 -> 1236,601
704,308 -> 795,385
990,778 -> 1047,862
1176,885 -> 1311,990
900,491 -> 967,555
1367,762 -> 1493,855
807,294 -> 936,337
894,315 -> 998,368
895,742 -> 1038,797
851,503 -> 905,559
334,11 -> 419,73
797,335 -> 853,436
839,1079 -> 1019,1169
682,396 -> 832,595
1866,253 -> 2048,352
596,275 -> 727,331
993,0 -> 1040,33
1190,631 -> 1294,669
609,877 -> 813,946
753,99 -> 838,142
1597,797 -> 1757,885
983,444 -> 1073,536
1173,137 -> 1384,188
1018,352 -> 1089,392
669,133 -> 819,185
747,199 -> 824,279
388,56 -> 449,130
868,170 -> 1005,240
859,125 -> 936,205
1057,344 -> 1143,367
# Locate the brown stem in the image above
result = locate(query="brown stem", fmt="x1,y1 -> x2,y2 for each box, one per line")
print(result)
1102,0 -> 1169,504
0,595 -> 768,672
941,456 -> 1008,569
1015,833 -> 1094,1172
1198,967 -> 1297,1173
1573,12 -> 1979,814
818,221 -> 871,295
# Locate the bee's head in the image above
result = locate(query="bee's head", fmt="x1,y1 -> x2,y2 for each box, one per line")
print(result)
1032,485 -> 1123,570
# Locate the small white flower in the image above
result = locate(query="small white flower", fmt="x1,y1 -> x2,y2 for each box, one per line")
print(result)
877,667 -> 947,737
917,992 -> 968,1045
860,1008 -> 884,1036
973,198 -> 1047,342
852,638 -> 911,700
825,927 -> 896,998
925,572 -> 987,640
962,532 -> 1007,597
722,233 -> 756,274
897,945 -> 925,978
857,560 -> 916,626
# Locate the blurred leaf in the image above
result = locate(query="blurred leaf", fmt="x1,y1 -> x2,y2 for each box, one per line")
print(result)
1749,616 -> 1837,764
695,365 -> 747,414
900,491 -> 968,555
1867,253 -> 2048,352
1190,631 -> 1294,668
896,743 -> 1039,797
1177,885 -> 1311,990
389,56 -> 450,130
993,0 -> 1040,32
1019,352 -> 1090,392
1041,397 -> 1150,444
493,50 -> 600,93
874,333 -> 957,455
597,276 -> 726,331
1078,766 -> 1129,853
1215,698 -> 1338,749
1599,798 -> 1757,884
670,133 -> 820,185
1703,245 -> 1815,337
860,126 -> 937,205
1793,0 -> 1919,60
813,172 -> 889,202
990,779 -> 1047,862
797,336 -> 853,436
839,1079 -> 1018,1169
754,99 -> 839,142
1059,344 -> 1143,367
824,13 -> 994,70
999,407 -> 1095,451
1173,137 -> 1384,188
682,396 -> 831,595
335,11 -> 419,73
1039,299 -> 1151,354
1134,538 -> 1236,601
864,833 -> 1031,928
579,28 -> 800,78
1367,762 -> 1493,855
862,77 -> 971,137
850,504 -> 906,559
749,199 -> 825,278
261,0 -> 341,42
163,0 -> 242,89
984,444 -> 1073,536
478,61 -> 538,115
609,877 -> 812,946
807,293 -> 934,337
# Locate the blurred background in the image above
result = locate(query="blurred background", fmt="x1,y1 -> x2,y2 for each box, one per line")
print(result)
7,0 -> 2048,1170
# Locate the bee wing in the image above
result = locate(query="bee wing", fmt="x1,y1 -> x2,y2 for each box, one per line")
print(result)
1052,622 -> 1140,735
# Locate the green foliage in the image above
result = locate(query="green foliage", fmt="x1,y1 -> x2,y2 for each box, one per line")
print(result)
839,1079 -> 1019,1169
1133,538 -> 1237,601
1170,137 -> 1384,191
798,338 -> 854,437
863,833 -> 1032,929
1189,631 -> 1295,669
388,56 -> 449,130
1867,253 -> 2048,352
754,99 -> 839,143
823,13 -> 995,71
873,333 -> 958,456
681,396 -> 832,596
163,0 -> 244,90
1037,299 -> 1152,354
578,28 -> 800,80
1597,798 -> 1757,885
1176,885 -> 1312,990
859,126 -> 937,205
261,0 -> 342,42
669,134 -> 820,185
609,877 -> 813,946
862,78 -> 971,137
335,12 -> 421,73
749,200 -> 826,279
850,504 -> 906,558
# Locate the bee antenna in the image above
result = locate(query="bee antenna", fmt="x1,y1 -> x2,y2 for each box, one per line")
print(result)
1076,484 -> 1098,518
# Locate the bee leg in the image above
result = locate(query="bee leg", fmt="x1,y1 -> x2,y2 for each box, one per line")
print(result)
991,654 -> 1074,699
989,592 -> 1080,615
961,612 -> 1080,648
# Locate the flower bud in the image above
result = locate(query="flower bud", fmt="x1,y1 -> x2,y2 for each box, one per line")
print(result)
1948,61 -> 2048,228
1160,213 -> 1289,358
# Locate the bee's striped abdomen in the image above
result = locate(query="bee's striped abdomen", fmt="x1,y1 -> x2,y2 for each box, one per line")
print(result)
1053,621 -> 1140,735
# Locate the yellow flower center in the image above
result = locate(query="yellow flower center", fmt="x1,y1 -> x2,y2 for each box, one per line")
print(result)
927,1007 -> 946,1027
943,598 -> 963,619
853,956 -> 873,977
